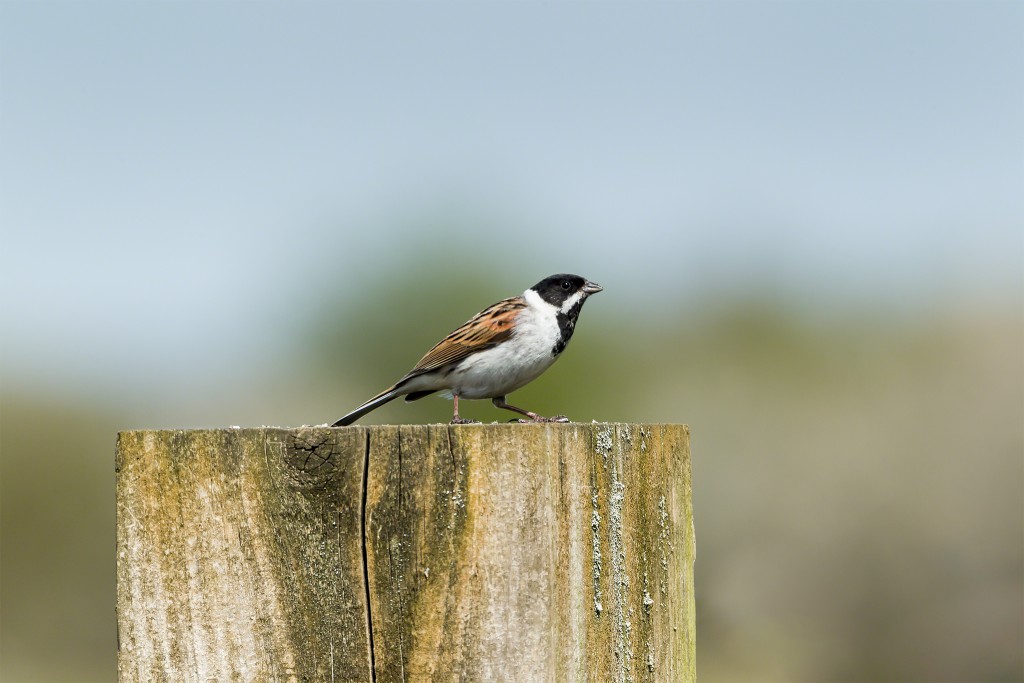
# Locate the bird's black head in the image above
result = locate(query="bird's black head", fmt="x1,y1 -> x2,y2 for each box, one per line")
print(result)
530,274 -> 603,309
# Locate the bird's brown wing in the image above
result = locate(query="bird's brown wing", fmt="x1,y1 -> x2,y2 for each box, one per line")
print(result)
400,296 -> 526,379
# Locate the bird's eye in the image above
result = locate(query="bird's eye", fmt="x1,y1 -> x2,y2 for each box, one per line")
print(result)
561,280 -> 571,290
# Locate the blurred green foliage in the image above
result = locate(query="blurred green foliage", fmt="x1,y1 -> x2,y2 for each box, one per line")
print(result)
1,393 -> 116,681
1,266 -> 1021,682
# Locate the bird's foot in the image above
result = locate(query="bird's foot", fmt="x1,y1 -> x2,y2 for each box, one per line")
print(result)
450,417 -> 481,425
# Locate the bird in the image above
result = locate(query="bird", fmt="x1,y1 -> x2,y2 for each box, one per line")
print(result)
332,273 -> 603,426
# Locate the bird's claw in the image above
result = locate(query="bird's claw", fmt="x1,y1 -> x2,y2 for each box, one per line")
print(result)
450,417 -> 480,425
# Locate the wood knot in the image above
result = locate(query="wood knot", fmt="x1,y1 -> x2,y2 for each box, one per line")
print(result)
284,429 -> 340,489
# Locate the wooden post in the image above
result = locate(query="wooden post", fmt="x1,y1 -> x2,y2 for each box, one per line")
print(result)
116,424 -> 694,682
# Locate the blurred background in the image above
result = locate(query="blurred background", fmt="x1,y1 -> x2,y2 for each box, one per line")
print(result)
1,1 -> 1021,681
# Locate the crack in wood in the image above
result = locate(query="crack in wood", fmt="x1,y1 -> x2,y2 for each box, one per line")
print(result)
361,430 -> 377,682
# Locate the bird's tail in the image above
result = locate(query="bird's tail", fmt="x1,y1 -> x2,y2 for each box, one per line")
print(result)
332,387 -> 402,426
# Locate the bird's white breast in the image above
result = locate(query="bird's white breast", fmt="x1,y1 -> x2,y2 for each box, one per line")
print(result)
447,288 -> 562,399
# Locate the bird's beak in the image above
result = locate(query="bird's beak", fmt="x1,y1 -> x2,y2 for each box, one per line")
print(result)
583,280 -> 603,295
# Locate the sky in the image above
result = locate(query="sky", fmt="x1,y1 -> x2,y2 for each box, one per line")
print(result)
1,0 -> 1022,396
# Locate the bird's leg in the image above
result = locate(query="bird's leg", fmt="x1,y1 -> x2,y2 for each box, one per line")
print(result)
450,393 -> 480,424
492,397 -> 569,423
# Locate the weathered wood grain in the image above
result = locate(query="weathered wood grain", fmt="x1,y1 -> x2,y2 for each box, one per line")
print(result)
116,424 -> 694,682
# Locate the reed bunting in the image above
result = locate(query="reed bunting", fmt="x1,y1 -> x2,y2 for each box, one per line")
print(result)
332,274 -> 603,426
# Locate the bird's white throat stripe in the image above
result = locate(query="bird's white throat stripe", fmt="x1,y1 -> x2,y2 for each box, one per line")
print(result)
560,290 -> 584,314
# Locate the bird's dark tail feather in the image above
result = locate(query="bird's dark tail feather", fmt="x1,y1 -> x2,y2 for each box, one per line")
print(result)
332,387 -> 401,426
404,390 -> 437,402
